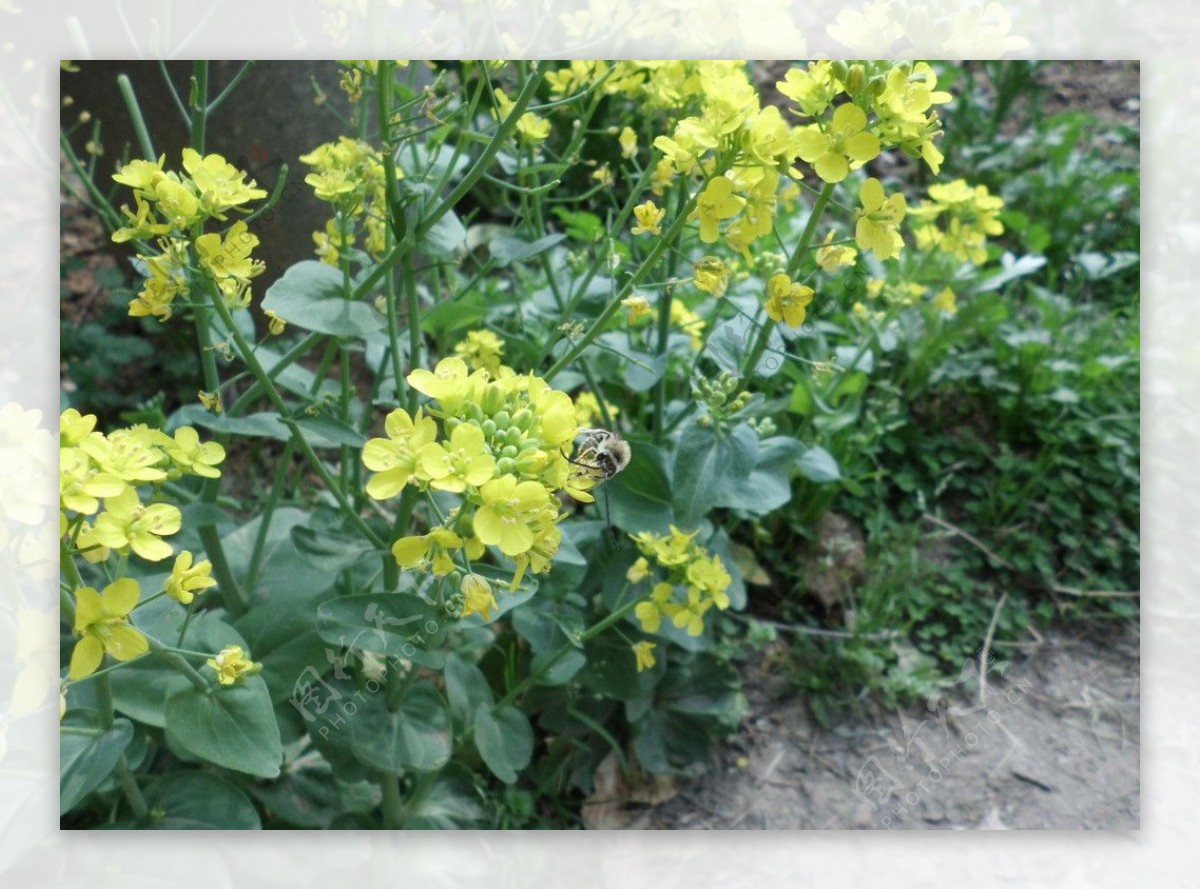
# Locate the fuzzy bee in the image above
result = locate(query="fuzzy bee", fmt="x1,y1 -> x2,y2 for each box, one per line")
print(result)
571,428 -> 632,482
567,428 -> 631,546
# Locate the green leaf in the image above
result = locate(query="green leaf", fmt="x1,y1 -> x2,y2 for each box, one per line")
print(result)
796,445 -> 841,484
977,253 -> 1048,292
708,314 -> 786,378
402,764 -> 486,829
316,593 -> 447,669
222,507 -> 342,606
164,678 -> 283,779
473,703 -> 534,784
443,653 -> 495,732
609,439 -> 674,535
400,182 -> 466,257
290,524 -> 378,573
169,406 -> 351,450
348,681 -> 451,773
489,232 -> 566,266
60,715 -> 134,814
722,435 -> 804,514
262,260 -> 386,338
234,596 -> 333,704
247,758 -> 341,828
672,421 -> 758,527
292,414 -> 367,448
144,771 -> 262,829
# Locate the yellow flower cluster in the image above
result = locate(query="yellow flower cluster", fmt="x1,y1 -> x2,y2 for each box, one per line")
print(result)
110,150 -> 267,321
362,355 -> 592,595
61,410 -> 225,680
60,409 -> 224,566
493,87 -> 551,145
638,60 -> 949,262
453,329 -> 505,375
300,136 -> 393,263
779,61 -> 951,178
628,525 -> 732,638
908,179 -> 1005,265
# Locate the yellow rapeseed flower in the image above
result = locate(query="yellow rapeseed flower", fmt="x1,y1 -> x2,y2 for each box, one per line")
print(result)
69,578 -> 148,679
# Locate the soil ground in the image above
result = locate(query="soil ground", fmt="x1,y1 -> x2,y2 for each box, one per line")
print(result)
641,625 -> 1139,830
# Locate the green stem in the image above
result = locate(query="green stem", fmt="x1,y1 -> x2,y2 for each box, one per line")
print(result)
206,289 -> 387,551
652,283 -> 675,443
150,643 -> 211,693
189,61 -> 209,152
741,180 -> 837,377
116,74 -> 156,160
381,772 -> 404,829
545,198 -> 697,382
93,671 -> 115,730
206,61 -> 256,114
495,588 -> 637,710
375,62 -> 407,408
116,756 -> 150,823
244,439 -> 297,593
350,65 -> 546,305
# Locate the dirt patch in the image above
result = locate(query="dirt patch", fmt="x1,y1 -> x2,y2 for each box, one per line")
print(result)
643,626 -> 1138,829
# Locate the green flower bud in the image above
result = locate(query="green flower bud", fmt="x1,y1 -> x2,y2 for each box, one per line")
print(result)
511,407 -> 532,430
481,418 -> 497,438
482,385 -> 505,416
493,409 -> 511,429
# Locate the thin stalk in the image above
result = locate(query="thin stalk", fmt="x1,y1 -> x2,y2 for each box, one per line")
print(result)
350,65 -> 546,305
116,74 -> 156,160
189,61 -> 209,152
494,588 -> 637,710
206,61 -> 256,114
545,197 -> 697,381
206,290 -> 386,551
740,180 -> 836,377
116,756 -> 150,823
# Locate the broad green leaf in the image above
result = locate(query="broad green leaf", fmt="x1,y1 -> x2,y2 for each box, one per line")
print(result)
169,406 -> 350,450
473,703 -> 534,784
443,653 -> 495,732
60,715 -> 133,813
164,678 -> 283,779
290,524 -> 378,573
222,507 -> 341,606
609,439 -> 674,534
144,771 -> 261,829
976,253 -> 1048,292
316,593 -> 446,669
261,260 -> 386,338
348,680 -> 451,773
707,314 -> 786,378
293,414 -> 367,448
489,232 -> 566,266
721,435 -> 804,515
796,445 -> 841,484
672,421 -> 758,527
